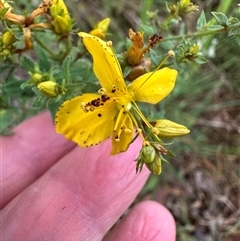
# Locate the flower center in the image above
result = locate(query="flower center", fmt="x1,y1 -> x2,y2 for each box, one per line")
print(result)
80,94 -> 110,112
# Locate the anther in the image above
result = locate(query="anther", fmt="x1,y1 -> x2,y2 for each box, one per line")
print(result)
80,102 -> 86,108
124,128 -> 132,133
143,141 -> 150,146
106,41 -> 112,47
168,50 -> 175,57
111,85 -> 116,93
98,88 -> 107,95
152,127 -> 160,135
136,128 -> 142,133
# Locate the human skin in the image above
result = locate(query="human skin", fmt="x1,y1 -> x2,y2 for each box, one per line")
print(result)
1,112 -> 176,241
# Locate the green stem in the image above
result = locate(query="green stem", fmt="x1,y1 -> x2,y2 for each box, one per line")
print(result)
164,26 -> 226,41
140,0 -> 154,24
34,35 -> 56,56
34,34 -> 72,61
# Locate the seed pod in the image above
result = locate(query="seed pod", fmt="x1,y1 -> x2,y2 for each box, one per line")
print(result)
152,119 -> 190,138
141,144 -> 156,163
2,31 -> 16,47
38,81 -> 60,98
51,15 -> 69,34
126,58 -> 151,81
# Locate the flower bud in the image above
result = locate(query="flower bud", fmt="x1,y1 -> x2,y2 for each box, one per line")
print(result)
32,73 -> 44,84
89,18 -> 110,39
49,4 -> 62,18
189,44 -> 199,56
2,31 -> 16,47
52,0 -> 70,19
126,57 -> 151,81
145,155 -> 162,175
178,0 -> 199,14
0,49 -> 10,58
38,81 -> 60,98
51,15 -> 70,34
141,144 -> 156,163
152,119 -> 190,137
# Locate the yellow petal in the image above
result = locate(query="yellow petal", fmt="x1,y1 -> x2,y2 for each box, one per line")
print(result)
55,93 -> 118,147
127,67 -> 178,104
78,32 -> 127,94
52,0 -> 70,19
111,114 -> 134,155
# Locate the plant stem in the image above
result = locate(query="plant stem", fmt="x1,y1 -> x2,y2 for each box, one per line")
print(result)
164,27 -> 226,41
34,35 -> 56,56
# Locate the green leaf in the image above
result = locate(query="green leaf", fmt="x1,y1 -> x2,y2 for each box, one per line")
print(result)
2,80 -> 33,96
0,109 -> 15,135
211,11 -> 228,27
196,11 -> 207,31
138,23 -> 154,36
228,23 -> 240,36
32,95 -> 46,107
21,56 -> 36,72
123,65 -> 132,78
195,55 -> 208,64
35,45 -> 52,71
62,55 -> 72,84
205,25 -> 224,31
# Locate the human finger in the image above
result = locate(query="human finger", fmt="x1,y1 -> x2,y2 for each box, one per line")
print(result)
2,136 -> 150,240
103,200 -> 176,241
1,112 -> 75,208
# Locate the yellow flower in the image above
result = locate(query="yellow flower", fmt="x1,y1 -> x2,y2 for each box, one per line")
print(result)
55,32 -> 178,155
89,18 -> 110,39
2,31 -> 16,47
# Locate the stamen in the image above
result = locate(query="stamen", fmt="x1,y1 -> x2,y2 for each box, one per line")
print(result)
152,127 -> 159,135
143,141 -> 150,146
136,128 -> 142,133
106,41 -> 112,47
80,102 -> 86,109
82,95 -> 110,113
132,101 -> 152,129
113,107 -> 125,132
124,128 -> 132,133
98,88 -> 107,95
115,114 -> 128,139
111,85 -> 116,93
85,106 -> 91,111
168,50 -> 175,57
